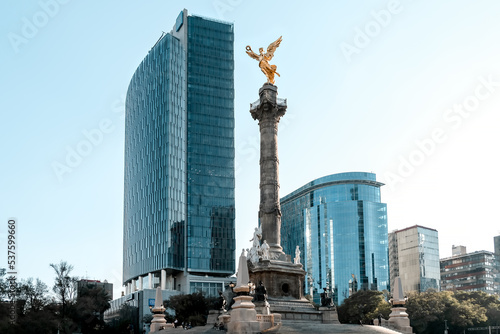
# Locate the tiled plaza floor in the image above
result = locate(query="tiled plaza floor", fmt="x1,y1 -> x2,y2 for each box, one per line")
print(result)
166,321 -> 403,333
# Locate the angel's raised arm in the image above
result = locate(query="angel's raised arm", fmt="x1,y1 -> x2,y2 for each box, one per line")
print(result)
245,45 -> 260,60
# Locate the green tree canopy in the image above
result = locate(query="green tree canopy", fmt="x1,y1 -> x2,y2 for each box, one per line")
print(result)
455,291 -> 500,327
0,268 -> 8,301
50,260 -> 78,319
406,290 -> 490,334
0,274 -> 59,334
337,290 -> 391,324
73,284 -> 111,333
19,278 -> 50,313
164,292 -> 210,326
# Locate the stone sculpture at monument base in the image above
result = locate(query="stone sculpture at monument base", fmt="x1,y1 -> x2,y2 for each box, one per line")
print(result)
224,250 -> 282,334
387,277 -> 413,333
149,286 -> 167,333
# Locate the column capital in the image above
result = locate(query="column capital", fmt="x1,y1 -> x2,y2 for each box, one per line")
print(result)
250,83 -> 287,121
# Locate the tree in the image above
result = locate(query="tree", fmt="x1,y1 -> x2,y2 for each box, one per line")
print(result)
0,268 -> 24,333
0,269 -> 16,334
50,261 -> 79,334
118,304 -> 139,334
406,290 -> 489,334
164,292 -> 210,326
50,261 -> 77,320
337,290 -> 391,324
73,284 -> 111,333
14,302 -> 59,334
455,291 -> 500,326
19,278 -> 50,313
0,274 -> 59,334
0,268 -> 8,301
443,291 -> 486,332
406,290 -> 446,334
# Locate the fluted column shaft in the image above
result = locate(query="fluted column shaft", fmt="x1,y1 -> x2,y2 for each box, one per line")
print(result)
250,84 -> 286,254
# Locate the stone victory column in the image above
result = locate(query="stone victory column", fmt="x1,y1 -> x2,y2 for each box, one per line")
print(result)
245,37 -> 306,304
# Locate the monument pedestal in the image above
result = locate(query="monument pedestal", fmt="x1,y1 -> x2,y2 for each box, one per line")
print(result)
219,314 -> 231,329
319,307 -> 340,324
389,307 -> 413,333
387,277 -> 413,333
249,258 -> 305,301
150,314 -> 167,332
226,295 -> 260,334
149,287 -> 167,333
226,251 -> 284,333
254,301 -> 270,315
249,257 -> 322,321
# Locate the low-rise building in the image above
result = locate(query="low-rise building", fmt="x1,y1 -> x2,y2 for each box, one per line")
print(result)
440,246 -> 499,295
77,279 -> 113,299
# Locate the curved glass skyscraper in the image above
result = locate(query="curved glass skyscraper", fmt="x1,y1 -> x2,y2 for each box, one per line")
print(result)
123,9 -> 235,294
280,172 -> 389,305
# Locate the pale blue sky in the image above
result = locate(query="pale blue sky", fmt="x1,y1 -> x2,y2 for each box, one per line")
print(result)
1,0 -> 499,298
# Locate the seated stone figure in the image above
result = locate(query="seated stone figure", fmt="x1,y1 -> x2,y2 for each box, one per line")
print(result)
222,284 -> 236,311
254,281 -> 268,302
320,287 -> 333,307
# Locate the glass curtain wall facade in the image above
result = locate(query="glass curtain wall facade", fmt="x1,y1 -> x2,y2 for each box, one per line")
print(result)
388,225 -> 440,294
186,16 -> 235,274
123,10 -> 235,289
280,172 -> 389,305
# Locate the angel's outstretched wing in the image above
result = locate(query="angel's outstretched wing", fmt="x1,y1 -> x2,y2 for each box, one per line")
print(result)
245,46 -> 260,60
265,36 -> 282,60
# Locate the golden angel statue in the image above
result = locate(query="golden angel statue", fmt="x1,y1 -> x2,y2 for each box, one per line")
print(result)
246,36 -> 282,85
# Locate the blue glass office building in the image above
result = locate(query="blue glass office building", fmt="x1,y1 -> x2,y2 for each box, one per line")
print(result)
123,9 -> 235,294
280,172 -> 389,305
